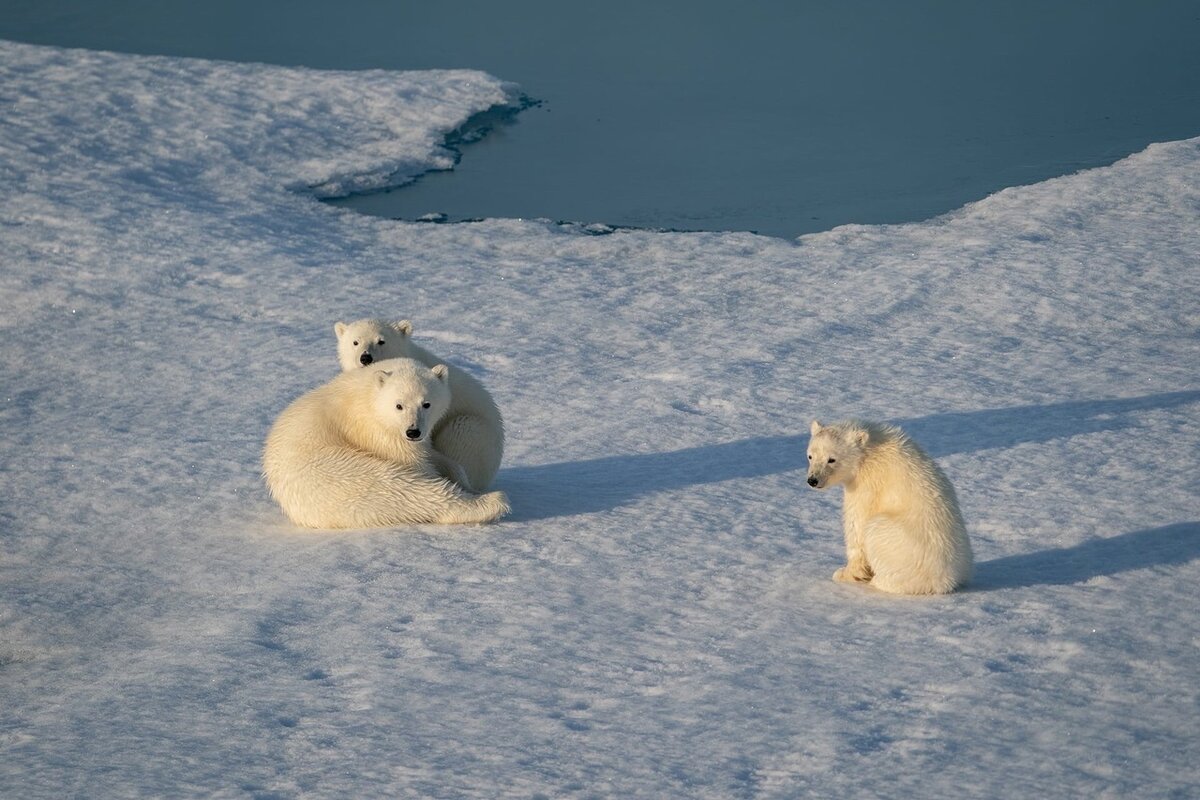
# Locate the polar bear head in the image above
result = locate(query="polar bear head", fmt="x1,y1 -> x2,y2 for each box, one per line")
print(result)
334,318 -> 415,371
805,420 -> 870,490
368,358 -> 451,444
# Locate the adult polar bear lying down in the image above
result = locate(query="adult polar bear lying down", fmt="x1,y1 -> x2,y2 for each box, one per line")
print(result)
335,319 -> 503,492
263,358 -> 510,529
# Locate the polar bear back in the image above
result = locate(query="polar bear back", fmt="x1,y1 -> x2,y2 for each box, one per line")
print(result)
831,422 -> 973,594
849,429 -> 960,523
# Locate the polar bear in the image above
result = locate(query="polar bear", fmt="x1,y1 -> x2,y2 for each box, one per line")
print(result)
263,358 -> 510,529
334,319 -> 504,492
806,420 -> 972,595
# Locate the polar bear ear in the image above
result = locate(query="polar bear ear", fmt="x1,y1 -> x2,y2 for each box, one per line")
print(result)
431,364 -> 449,382
851,428 -> 870,447
810,420 -> 823,436
334,321 -> 347,338
374,369 -> 393,387
390,320 -> 413,337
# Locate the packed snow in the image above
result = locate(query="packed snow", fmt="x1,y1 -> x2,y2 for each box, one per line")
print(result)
1,40 -> 1198,798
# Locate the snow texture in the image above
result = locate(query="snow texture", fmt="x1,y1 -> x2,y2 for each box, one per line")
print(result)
1,40 -> 1198,799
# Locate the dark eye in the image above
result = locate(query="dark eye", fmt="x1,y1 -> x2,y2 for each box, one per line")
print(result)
395,404 -> 403,411
352,340 -> 359,346
807,454 -> 813,460
422,402 -> 431,409
378,339 -> 385,345
828,458 -> 836,464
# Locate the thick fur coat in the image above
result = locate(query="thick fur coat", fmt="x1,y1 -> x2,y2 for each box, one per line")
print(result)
807,420 -> 972,594
263,358 -> 509,529
334,319 -> 504,491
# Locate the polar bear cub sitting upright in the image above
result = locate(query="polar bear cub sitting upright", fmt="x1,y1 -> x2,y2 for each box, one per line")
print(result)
334,319 -> 504,492
263,358 -> 509,529
806,420 -> 972,595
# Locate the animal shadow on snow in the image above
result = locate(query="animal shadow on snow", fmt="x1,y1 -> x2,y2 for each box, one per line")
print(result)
500,434 -> 809,522
973,521 -> 1200,589
897,389 -> 1200,459
498,389 -> 1200,522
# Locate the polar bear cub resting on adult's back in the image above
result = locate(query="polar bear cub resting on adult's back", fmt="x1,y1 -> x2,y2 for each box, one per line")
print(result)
263,358 -> 510,529
334,319 -> 504,492
806,420 -> 972,595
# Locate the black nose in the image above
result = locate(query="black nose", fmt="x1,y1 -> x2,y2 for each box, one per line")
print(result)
360,352 -> 373,365
405,428 -> 421,440
807,476 -> 819,487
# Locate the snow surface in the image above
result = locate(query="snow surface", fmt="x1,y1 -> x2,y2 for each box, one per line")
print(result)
1,39 -> 1198,799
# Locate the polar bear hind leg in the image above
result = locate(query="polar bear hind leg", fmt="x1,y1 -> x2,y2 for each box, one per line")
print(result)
433,414 -> 503,491
275,461 -> 508,529
862,514 -> 958,595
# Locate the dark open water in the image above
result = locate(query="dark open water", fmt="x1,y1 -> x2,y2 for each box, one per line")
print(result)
4,0 -> 1199,238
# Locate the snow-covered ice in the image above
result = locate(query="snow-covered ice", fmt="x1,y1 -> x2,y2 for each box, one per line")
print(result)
1,40 -> 1198,798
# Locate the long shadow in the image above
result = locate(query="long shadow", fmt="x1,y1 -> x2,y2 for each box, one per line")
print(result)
973,522 -> 1200,589
898,389 -> 1200,459
499,435 -> 809,521
497,389 -> 1200,521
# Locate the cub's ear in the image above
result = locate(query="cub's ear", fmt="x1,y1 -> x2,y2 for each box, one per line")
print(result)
810,420 -> 823,436
391,320 -> 413,337
374,369 -> 393,387
852,429 -> 870,447
431,364 -> 449,382
334,321 -> 347,338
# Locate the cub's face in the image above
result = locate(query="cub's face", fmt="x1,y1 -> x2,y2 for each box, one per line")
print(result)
334,319 -> 413,371
371,362 -> 450,443
806,421 -> 866,489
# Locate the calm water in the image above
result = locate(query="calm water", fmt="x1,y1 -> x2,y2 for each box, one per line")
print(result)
4,0 -> 1199,238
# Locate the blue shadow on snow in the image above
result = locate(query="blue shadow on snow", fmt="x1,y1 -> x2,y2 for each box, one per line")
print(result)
898,389 -> 1200,460
497,389 -> 1200,522
973,521 -> 1200,589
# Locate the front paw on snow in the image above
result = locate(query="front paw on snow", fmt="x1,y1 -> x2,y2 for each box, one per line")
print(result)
833,567 -> 872,583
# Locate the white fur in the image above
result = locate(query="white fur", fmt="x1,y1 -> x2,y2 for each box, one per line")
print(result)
334,319 -> 504,491
263,358 -> 509,529
806,420 -> 972,595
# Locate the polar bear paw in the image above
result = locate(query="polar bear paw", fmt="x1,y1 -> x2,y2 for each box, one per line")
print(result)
833,564 -> 873,583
